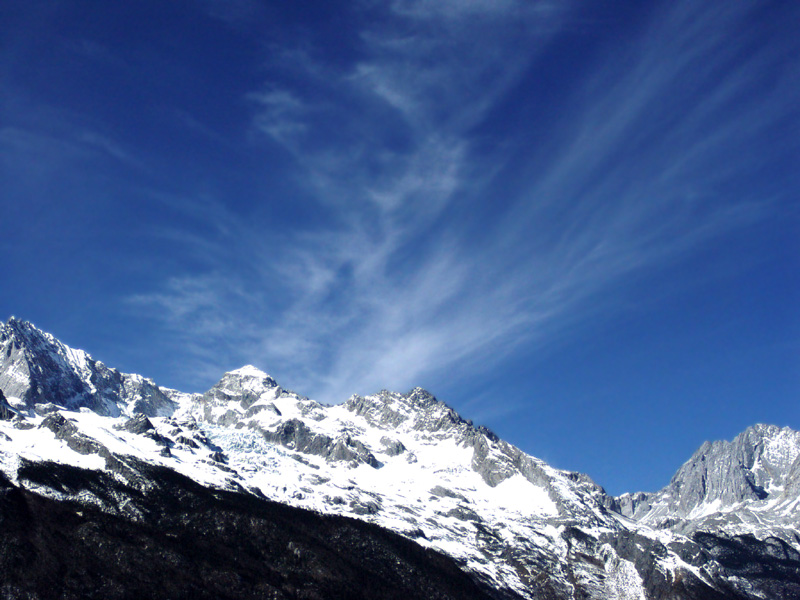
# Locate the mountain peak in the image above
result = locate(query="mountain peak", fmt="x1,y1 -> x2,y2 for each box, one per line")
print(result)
212,365 -> 279,393
3,316 -> 41,338
227,364 -> 272,379
615,422 -> 800,529
0,318 -> 175,418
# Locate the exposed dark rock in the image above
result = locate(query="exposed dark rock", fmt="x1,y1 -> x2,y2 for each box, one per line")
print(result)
176,436 -> 199,449
0,389 -> 13,420
0,462 -> 508,600
445,506 -> 481,522
345,393 -> 411,429
33,403 -> 62,416
243,402 -> 281,419
430,486 -> 468,502
330,436 -> 382,468
692,532 -> 800,599
305,474 -> 330,485
143,429 -> 169,446
262,419 -> 381,468
201,459 -> 238,474
262,419 -> 329,453
39,413 -> 105,456
39,412 -> 76,436
380,436 -> 406,456
783,453 -> 800,498
12,415 -> 34,430
350,498 -> 381,515
115,413 -> 155,435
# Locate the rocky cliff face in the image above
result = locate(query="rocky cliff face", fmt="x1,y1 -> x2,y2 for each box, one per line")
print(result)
0,317 -> 175,417
609,423 -> 800,600
0,318 -> 798,600
614,425 -> 800,530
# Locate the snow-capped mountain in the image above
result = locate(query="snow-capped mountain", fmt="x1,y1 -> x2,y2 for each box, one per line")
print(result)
0,318 -> 798,599
0,317 -> 175,417
614,423 -> 800,581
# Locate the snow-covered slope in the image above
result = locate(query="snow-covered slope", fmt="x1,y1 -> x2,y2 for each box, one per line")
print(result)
0,318 -> 798,600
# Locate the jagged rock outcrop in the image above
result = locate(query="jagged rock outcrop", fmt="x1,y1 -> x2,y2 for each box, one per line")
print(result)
117,413 -> 156,435
609,424 -> 800,599
40,412 -> 106,456
0,317 -> 175,417
615,424 -> 800,528
260,418 -> 381,468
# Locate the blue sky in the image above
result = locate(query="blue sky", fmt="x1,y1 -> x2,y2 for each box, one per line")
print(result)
1,0 -> 798,495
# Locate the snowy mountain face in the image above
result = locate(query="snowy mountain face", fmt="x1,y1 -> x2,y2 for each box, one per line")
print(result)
0,317 -> 175,417
0,319 -> 798,600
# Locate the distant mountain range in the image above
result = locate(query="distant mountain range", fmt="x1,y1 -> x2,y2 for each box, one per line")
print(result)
1,317 -> 798,599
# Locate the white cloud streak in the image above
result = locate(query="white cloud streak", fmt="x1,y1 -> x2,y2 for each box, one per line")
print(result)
0,125 -> 145,180
132,1 -> 794,402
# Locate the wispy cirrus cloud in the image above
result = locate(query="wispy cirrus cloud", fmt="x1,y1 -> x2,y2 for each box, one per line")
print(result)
0,124 -> 145,179
197,0 -> 266,27
131,0 -> 795,403
248,88 -> 310,147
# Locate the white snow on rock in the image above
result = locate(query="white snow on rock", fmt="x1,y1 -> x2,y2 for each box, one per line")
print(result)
1,319 -> 799,600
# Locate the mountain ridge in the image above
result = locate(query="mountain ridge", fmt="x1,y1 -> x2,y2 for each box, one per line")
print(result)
1,317 -> 798,599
